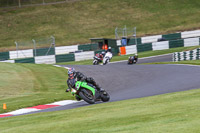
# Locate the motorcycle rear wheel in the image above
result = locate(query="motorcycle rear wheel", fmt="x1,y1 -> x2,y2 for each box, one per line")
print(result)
101,91 -> 110,102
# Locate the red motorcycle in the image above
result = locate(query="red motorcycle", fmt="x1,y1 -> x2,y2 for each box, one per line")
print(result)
93,53 -> 103,65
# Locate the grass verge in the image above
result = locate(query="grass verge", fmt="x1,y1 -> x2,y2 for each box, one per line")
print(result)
0,88 -> 200,133
0,63 -> 72,114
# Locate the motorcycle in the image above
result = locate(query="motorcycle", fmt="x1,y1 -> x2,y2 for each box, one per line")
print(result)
103,52 -> 113,65
70,79 -> 110,104
128,56 -> 137,64
93,55 -> 102,65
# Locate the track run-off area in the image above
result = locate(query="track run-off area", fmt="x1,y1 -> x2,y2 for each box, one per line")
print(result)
1,53 -> 200,117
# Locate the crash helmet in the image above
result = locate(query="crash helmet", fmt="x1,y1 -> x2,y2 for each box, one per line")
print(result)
108,47 -> 112,52
68,68 -> 75,79
101,51 -> 105,55
69,68 -> 75,73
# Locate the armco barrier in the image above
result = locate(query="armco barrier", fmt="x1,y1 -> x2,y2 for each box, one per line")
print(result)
0,52 -> 9,61
141,35 -> 162,44
15,58 -> 35,63
169,39 -> 184,48
75,51 -> 94,61
181,30 -> 200,38
55,54 -> 75,63
162,33 -> 181,40
9,49 -> 33,59
152,41 -> 169,51
184,37 -> 199,47
35,55 -> 56,64
55,45 -> 78,55
34,47 -> 55,56
137,43 -> 152,52
128,38 -> 142,45
125,45 -> 137,55
78,44 -> 98,51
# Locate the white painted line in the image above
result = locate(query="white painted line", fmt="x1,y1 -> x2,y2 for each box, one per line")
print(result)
3,108 -> 41,115
54,65 -> 70,69
47,100 -> 81,106
0,100 -> 80,117
165,64 -> 200,67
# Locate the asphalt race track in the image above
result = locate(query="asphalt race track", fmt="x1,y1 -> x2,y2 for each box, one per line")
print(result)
16,54 -> 200,115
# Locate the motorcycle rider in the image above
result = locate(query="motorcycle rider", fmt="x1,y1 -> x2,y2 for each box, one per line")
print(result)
101,51 -> 105,58
134,53 -> 138,62
95,52 -> 104,62
66,68 -> 104,100
106,47 -> 112,53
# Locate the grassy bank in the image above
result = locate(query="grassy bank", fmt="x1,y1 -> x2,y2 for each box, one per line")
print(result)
0,63 -> 72,114
0,0 -> 200,51
57,45 -> 200,65
0,88 -> 200,133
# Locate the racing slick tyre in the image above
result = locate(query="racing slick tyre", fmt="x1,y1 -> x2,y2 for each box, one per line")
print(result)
101,91 -> 110,102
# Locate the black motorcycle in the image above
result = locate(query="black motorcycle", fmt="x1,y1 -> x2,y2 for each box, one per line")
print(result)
127,56 -> 137,64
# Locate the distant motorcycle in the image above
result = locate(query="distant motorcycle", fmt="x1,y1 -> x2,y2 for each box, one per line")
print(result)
103,52 -> 113,65
93,55 -> 103,65
128,56 -> 137,64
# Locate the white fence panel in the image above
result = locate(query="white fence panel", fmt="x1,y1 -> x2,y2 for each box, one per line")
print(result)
181,30 -> 200,38
152,41 -> 169,51
9,49 -> 33,59
0,60 -> 15,63
141,35 -> 162,44
125,45 -> 137,55
184,37 -> 199,47
75,51 -> 94,61
55,45 -> 78,55
35,55 -> 56,64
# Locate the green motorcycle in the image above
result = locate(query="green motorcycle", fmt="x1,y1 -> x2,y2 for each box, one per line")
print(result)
70,79 -> 110,104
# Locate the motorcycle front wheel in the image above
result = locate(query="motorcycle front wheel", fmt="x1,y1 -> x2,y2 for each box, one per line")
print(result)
79,89 -> 95,104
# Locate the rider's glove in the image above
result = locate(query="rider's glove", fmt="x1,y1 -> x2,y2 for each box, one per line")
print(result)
66,88 -> 70,92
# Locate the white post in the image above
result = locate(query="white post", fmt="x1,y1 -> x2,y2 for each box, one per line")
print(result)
19,0 -> 21,7
32,39 -> 36,56
15,42 -> 19,58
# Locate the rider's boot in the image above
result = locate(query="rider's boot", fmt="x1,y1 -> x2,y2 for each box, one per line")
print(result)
75,95 -> 81,101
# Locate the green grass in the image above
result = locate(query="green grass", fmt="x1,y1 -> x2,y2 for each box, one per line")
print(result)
0,0 -> 200,51
57,45 -> 200,65
0,63 -> 73,114
0,88 -> 200,133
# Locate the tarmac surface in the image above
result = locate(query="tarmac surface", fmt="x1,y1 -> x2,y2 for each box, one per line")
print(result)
14,54 -> 200,115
